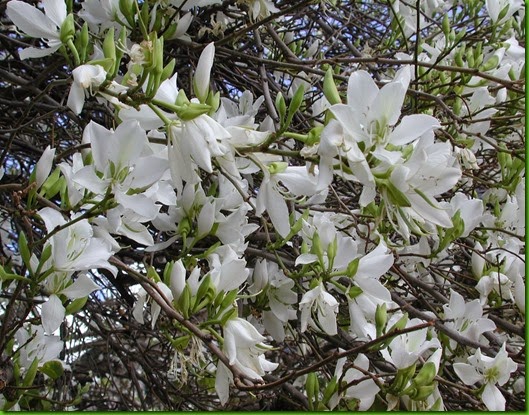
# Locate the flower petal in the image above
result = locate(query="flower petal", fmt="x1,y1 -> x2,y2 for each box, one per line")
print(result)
7,0 -> 58,39
42,294 -> 65,334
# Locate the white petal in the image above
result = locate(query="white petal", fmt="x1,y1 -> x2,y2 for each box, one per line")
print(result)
42,0 -> 67,28
61,274 -> 100,299
67,83 -> 86,114
215,362 -> 232,405
19,44 -> 60,59
35,145 -> 56,188
42,294 -> 65,334
119,105 -> 167,130
390,114 -> 440,146
481,383 -> 505,411
346,70 -> 378,111
132,291 -> 147,324
369,81 -> 406,127
170,260 -> 186,300
257,181 -> 291,238
453,363 -> 482,385
295,253 -> 318,266
113,120 -> 148,168
194,43 -> 215,102
73,166 -> 108,194
7,1 -> 59,39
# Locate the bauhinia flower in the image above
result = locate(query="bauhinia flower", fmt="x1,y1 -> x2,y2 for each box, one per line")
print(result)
454,343 -> 517,411
36,207 -> 116,276
215,317 -> 278,405
329,353 -> 380,410
486,0 -> 524,24
256,162 -> 321,238
442,289 -> 496,352
74,120 -> 167,220
6,0 -> 68,59
299,282 -> 339,335
67,64 -> 107,114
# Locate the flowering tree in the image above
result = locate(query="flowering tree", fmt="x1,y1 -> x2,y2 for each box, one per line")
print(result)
0,0 -> 525,411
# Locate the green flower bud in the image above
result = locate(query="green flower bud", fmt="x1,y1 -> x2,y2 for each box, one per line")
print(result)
413,362 -> 437,387
347,285 -> 363,299
60,14 -> 75,43
176,89 -> 190,106
391,363 -> 416,394
176,102 -> 211,121
311,232 -> 325,266
119,0 -> 135,27
346,257 -> 359,278
410,384 -> 436,401
306,125 -> 323,146
480,55 -> 500,72
305,372 -> 320,409
326,236 -> 338,270
177,285 -> 192,318
147,266 -> 161,283
103,28 -> 116,62
268,161 -> 288,175
323,67 -> 342,105
207,91 -> 221,113
375,303 -> 388,336
78,22 -> 89,63
194,274 -> 213,311
220,289 -> 238,311
441,14 -> 450,37
454,50 -> 465,67
286,85 -> 305,126
178,216 -> 191,237
275,92 -> 287,124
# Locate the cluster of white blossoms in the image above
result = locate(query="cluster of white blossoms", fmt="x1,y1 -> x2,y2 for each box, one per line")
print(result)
1,0 -> 524,411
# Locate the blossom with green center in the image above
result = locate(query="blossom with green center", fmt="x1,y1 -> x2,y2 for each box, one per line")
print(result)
454,343 -> 517,411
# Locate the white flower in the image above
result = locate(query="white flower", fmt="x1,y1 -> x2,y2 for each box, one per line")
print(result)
250,260 -> 297,342
299,283 -> 339,335
38,207 -> 116,275
454,343 -> 517,411
74,120 -> 167,220
79,0 -> 123,32
6,0 -> 67,59
442,289 -> 496,350
38,273 -> 101,334
486,0 -> 523,24
215,317 -> 278,404
329,353 -> 380,410
382,317 -> 440,369
256,163 -> 321,238
15,324 -> 64,370
67,64 -> 107,114
132,282 -> 174,329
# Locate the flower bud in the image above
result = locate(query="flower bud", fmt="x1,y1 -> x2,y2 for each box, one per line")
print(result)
176,102 -> 211,121
323,67 -> 342,105
60,14 -> 75,43
375,303 -> 388,336
410,384 -> 436,401
413,362 -> 437,387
